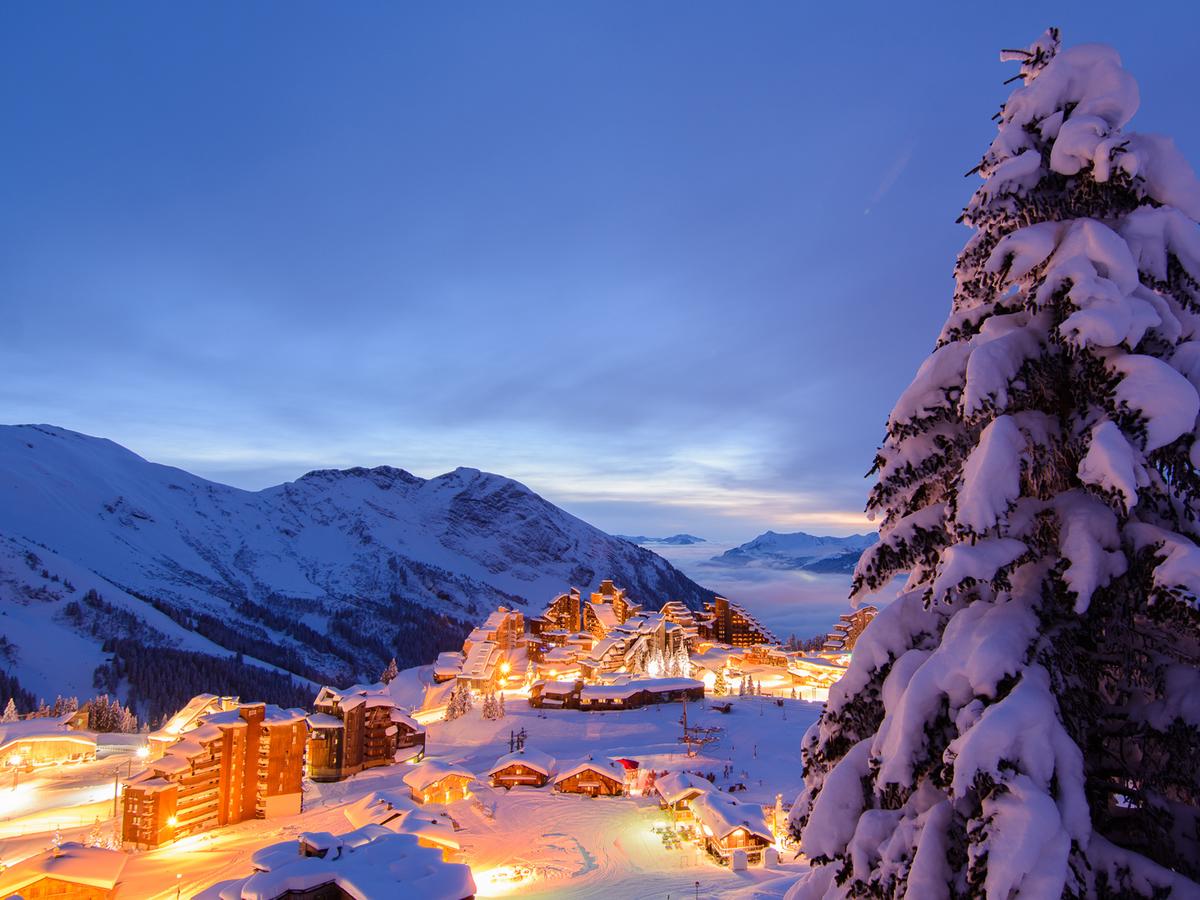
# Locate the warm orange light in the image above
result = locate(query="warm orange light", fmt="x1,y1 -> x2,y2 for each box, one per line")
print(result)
500,661 -> 511,676
136,746 -> 149,760
167,816 -> 178,827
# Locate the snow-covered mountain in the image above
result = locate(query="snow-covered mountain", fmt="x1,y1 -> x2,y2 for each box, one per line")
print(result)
615,534 -> 706,546
0,425 -> 715,702
708,530 -> 878,573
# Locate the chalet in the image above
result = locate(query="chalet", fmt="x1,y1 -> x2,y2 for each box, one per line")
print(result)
689,791 -> 774,864
554,761 -> 626,797
528,679 -> 583,709
402,760 -> 475,805
122,703 -> 307,848
432,651 -> 465,683
214,825 -> 475,899
577,677 -> 704,711
0,843 -> 127,900
654,771 -> 712,825
344,789 -> 416,830
0,717 -> 97,766
487,748 -> 556,789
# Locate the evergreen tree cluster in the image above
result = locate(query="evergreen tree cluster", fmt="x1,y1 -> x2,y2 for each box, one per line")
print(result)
788,31 -> 1200,899
481,690 -> 506,720
0,670 -> 35,717
93,638 -> 313,725
444,685 -> 475,721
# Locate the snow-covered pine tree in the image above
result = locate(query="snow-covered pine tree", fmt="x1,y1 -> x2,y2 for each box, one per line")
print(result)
714,669 -> 728,697
675,644 -> 691,678
1,698 -> 17,722
444,688 -> 460,722
498,692 -> 506,718
381,657 -> 399,685
739,676 -> 747,697
787,30 -> 1200,899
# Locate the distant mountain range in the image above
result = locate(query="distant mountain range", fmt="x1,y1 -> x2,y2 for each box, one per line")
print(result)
615,534 -> 707,546
708,530 -> 878,574
0,425 -> 716,709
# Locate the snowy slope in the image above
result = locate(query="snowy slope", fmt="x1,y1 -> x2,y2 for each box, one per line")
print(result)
709,531 -> 878,574
0,426 -> 714,691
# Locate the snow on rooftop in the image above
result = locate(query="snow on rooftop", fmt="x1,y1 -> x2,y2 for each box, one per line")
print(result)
0,718 -> 96,753
581,677 -> 703,700
654,771 -> 713,806
343,791 -> 417,830
307,712 -> 344,729
487,748 -> 557,778
690,791 -> 773,843
555,760 -> 624,784
0,843 -> 127,895
213,829 -> 474,900
402,759 -> 475,792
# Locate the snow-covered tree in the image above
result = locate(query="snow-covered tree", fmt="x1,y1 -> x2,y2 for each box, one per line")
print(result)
460,687 -> 474,716
1,698 -> 17,722
674,644 -> 691,678
713,669 -> 728,697
788,31 -> 1200,899
444,688 -> 461,722
380,657 -> 399,685
497,692 -> 506,718
482,692 -> 497,720
738,676 -> 747,697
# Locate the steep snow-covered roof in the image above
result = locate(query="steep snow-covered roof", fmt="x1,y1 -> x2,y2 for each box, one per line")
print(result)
555,760 -> 624,785
487,748 -> 556,777
0,843 -> 127,895
402,759 -> 474,792
654,771 -> 712,806
690,791 -> 772,842
153,693 -> 226,739
389,709 -> 423,732
588,602 -> 621,632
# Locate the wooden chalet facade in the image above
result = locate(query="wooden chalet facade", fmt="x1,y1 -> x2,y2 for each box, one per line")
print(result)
487,748 -> 556,789
0,843 -> 127,900
554,761 -> 626,797
690,792 -> 774,864
402,760 -> 475,805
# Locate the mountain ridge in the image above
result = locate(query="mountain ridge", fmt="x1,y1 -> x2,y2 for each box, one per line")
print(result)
708,529 -> 878,573
0,425 -> 716,705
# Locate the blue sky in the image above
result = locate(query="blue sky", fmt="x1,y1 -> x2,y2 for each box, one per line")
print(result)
3,3 -> 1198,542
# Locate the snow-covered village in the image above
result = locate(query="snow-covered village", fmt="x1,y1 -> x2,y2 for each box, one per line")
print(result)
3,5 -> 1200,900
